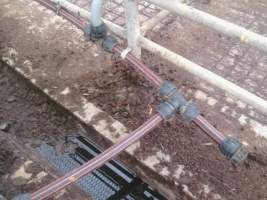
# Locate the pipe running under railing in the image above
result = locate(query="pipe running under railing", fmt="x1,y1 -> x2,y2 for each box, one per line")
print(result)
113,45 -> 226,144
12,1 -> 249,199
44,0 -> 247,159
47,0 -> 267,116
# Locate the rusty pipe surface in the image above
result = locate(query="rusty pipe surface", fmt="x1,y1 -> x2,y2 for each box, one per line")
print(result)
30,114 -> 162,199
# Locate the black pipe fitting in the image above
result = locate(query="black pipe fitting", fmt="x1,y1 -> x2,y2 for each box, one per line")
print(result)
11,194 -> 31,200
157,97 -> 181,120
159,81 -> 199,121
179,102 -> 200,121
102,36 -> 118,53
83,23 -> 107,41
159,81 -> 187,107
219,138 -> 248,163
159,81 -> 177,99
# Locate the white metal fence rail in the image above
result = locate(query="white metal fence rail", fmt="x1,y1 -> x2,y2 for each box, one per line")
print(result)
51,0 -> 267,115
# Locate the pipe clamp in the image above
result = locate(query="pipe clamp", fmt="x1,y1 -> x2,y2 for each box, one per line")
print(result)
121,47 -> 132,60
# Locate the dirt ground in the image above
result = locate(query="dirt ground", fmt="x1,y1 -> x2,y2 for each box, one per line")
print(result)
74,55 -> 267,200
0,0 -> 267,199
0,61 -> 92,199
1,54 -> 267,200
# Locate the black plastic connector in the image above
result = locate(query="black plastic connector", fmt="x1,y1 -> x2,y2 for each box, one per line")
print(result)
159,81 -> 177,99
12,194 -> 31,200
158,81 -> 199,121
180,102 -> 200,121
83,23 -> 107,41
157,98 -> 180,120
219,138 -> 248,163
102,36 -> 118,53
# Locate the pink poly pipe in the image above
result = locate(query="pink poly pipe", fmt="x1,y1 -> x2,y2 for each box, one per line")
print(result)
31,114 -> 163,199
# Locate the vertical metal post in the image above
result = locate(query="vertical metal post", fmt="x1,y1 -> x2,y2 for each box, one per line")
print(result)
124,0 -> 141,58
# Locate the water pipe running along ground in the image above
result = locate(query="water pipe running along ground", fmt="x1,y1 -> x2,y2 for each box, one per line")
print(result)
110,44 -> 245,156
12,0 -> 248,199
14,114 -> 163,200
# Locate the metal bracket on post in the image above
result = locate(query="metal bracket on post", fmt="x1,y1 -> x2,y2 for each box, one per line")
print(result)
124,0 -> 141,58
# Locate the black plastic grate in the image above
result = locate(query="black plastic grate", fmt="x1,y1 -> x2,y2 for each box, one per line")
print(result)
36,135 -> 167,200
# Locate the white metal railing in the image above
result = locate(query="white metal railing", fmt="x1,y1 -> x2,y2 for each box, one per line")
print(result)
51,0 -> 267,115
141,10 -> 170,35
147,0 -> 267,53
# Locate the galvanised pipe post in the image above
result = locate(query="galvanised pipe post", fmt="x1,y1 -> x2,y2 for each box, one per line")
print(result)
124,0 -> 142,58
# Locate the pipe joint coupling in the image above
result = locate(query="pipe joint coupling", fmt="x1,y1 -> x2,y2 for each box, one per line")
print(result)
179,102 -> 200,121
11,194 -> 31,200
83,23 -> 107,41
157,99 -> 180,120
219,138 -> 248,163
157,91 -> 187,120
159,81 -> 199,121
159,81 -> 186,106
102,36 -> 118,53
159,81 -> 177,99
